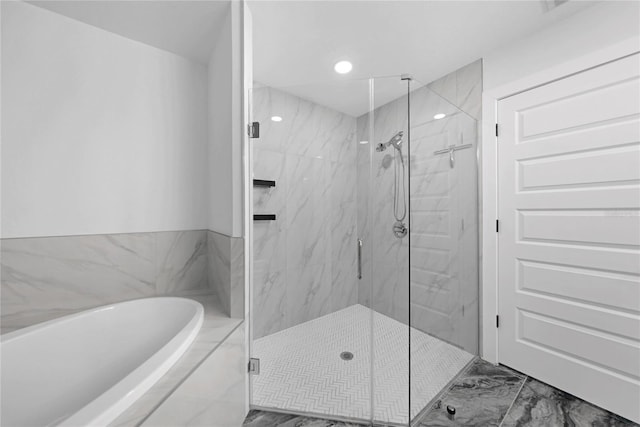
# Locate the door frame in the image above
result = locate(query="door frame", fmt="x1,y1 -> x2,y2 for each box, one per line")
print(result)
480,36 -> 640,363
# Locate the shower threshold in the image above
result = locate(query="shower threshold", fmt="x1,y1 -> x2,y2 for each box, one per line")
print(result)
251,304 -> 473,425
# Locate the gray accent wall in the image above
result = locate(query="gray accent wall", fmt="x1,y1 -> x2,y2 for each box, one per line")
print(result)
1,230 -> 243,334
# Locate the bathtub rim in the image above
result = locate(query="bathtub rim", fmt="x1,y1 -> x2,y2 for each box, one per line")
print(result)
1,296 -> 204,427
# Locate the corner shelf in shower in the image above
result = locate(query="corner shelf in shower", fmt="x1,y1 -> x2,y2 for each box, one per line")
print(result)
253,214 -> 276,221
253,179 -> 276,188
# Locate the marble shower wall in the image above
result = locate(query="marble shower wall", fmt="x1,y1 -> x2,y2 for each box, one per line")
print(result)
1,229 -> 244,333
208,230 -> 245,318
357,60 -> 481,354
252,85 -> 358,339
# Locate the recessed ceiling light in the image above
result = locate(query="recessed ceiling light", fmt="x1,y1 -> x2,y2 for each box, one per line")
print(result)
433,113 -> 446,120
271,116 -> 283,122
334,60 -> 353,74
359,140 -> 368,145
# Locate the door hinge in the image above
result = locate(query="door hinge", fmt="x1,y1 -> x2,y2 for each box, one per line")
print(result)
495,123 -> 499,137
496,219 -> 499,233
248,121 -> 260,138
248,358 -> 260,374
496,315 -> 500,328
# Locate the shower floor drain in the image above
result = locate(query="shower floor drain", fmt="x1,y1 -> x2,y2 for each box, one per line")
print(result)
340,351 -> 354,361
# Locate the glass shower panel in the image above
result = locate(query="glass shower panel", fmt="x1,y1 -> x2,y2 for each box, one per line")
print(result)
408,81 -> 479,422
248,79 -> 375,424
365,76 -> 412,426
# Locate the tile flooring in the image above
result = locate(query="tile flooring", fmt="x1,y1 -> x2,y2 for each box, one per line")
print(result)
251,305 -> 473,424
245,358 -> 639,427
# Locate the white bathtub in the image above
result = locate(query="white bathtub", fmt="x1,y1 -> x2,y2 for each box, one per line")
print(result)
0,297 -> 204,427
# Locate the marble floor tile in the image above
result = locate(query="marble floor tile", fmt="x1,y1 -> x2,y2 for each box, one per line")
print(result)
416,359 -> 526,427
140,322 -> 246,427
243,410 -> 374,427
501,378 -> 638,427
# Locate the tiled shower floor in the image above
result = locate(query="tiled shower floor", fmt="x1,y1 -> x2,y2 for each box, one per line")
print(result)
251,304 -> 474,425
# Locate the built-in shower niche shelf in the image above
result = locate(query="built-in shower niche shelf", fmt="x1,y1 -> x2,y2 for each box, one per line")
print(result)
253,214 -> 276,221
253,179 -> 276,188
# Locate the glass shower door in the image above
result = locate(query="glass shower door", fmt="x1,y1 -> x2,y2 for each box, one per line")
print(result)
248,79 -> 376,424
408,81 -> 480,423
362,76 -> 412,426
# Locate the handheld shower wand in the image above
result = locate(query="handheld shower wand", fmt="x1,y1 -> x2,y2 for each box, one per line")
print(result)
376,131 -> 407,238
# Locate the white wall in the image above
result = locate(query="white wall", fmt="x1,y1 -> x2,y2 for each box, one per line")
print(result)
208,2 -> 244,238
484,1 -> 640,91
1,1 -> 209,238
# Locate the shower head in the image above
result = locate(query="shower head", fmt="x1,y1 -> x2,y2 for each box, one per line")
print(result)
376,131 -> 403,153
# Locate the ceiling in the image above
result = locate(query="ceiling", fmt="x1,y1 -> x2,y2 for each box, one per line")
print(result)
27,0 -> 599,116
249,0 -> 599,116
28,0 -> 230,64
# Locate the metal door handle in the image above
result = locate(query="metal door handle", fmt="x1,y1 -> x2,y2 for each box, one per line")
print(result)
357,239 -> 363,280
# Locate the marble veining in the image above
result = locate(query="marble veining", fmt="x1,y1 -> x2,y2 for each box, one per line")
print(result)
1,229 -> 243,333
356,62 -> 481,354
500,378 -> 639,427
415,357 -> 636,427
243,410 -> 374,427
417,359 -> 526,426
140,322 -> 246,427
155,230 -> 208,295
208,230 -> 245,318
252,85 -> 358,338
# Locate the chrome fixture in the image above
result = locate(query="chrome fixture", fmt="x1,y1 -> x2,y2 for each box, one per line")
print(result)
340,351 -> 354,361
376,131 -> 404,164
377,131 -> 407,238
433,143 -> 473,168
357,238 -> 363,279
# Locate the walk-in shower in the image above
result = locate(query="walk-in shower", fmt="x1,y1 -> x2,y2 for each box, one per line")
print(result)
249,63 -> 481,425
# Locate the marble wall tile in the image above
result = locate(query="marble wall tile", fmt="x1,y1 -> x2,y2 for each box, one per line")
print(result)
208,231 -> 232,316
141,322 -> 247,427
1,229 -> 243,333
208,230 -> 245,319
286,263 -> 332,326
427,71 -> 457,109
355,61 -> 481,354
156,230 -> 208,295
229,237 -> 245,318
455,59 -> 482,120
252,261 -> 287,338
252,85 -> 358,337
285,154 -> 328,271
1,233 -> 155,332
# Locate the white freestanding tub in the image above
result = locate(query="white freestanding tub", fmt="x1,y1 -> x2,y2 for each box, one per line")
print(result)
0,297 -> 204,427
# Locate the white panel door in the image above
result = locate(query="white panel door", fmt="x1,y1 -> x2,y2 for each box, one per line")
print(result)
497,53 -> 640,423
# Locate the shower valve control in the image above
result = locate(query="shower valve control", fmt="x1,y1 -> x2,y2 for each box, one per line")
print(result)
393,221 -> 407,239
